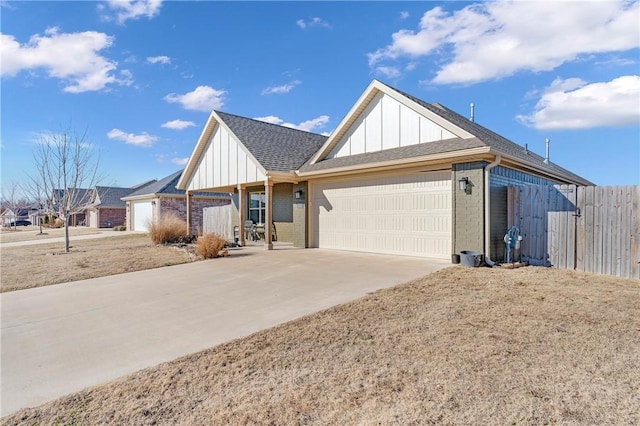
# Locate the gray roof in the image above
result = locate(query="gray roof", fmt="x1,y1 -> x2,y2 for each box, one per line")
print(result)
94,186 -> 142,208
216,111 -> 328,172
52,188 -> 93,208
124,170 -> 230,199
387,84 -> 592,185
300,82 -> 591,185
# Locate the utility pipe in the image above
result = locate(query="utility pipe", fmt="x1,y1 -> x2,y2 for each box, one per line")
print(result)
484,155 -> 502,266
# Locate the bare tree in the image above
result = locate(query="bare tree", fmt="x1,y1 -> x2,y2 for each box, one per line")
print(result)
31,125 -> 104,252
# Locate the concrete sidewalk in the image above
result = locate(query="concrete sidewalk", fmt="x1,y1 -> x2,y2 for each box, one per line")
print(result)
0,247 -> 449,417
1,230 -> 144,248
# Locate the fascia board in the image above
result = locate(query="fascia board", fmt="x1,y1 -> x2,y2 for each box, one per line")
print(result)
298,147 -> 491,179
309,80 -> 476,165
176,111 -> 268,190
308,80 -> 381,165
176,111 -> 218,190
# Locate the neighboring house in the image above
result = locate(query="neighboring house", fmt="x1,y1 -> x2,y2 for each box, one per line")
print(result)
1,209 -> 27,225
50,188 -> 93,226
86,185 -> 148,228
176,79 -> 591,262
122,170 -> 231,233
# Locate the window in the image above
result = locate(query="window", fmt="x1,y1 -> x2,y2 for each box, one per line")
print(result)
249,192 -> 265,224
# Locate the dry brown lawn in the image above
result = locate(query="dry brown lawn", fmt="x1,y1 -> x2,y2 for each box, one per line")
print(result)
0,226 -> 100,243
0,234 -> 192,292
3,266 -> 639,425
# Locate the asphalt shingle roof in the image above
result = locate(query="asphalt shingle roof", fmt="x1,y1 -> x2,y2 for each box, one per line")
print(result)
215,111 -> 328,172
300,81 -> 591,185
387,84 -> 592,185
94,186 -> 141,208
124,170 -> 229,199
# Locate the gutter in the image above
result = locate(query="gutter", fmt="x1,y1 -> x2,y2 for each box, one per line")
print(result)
484,155 -> 502,266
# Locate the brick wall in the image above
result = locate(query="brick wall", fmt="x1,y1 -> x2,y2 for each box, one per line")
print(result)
98,208 -> 126,227
273,183 -> 293,242
452,162 -> 485,255
292,182 -> 308,248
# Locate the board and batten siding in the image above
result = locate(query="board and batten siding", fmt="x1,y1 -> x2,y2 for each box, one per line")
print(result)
328,92 -> 456,159
187,123 -> 266,191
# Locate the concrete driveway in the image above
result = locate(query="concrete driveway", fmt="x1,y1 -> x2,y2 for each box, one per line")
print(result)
1,246 -> 449,417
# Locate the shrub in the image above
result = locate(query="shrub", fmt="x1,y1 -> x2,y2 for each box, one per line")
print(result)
113,225 -> 126,231
148,214 -> 188,245
52,218 -> 64,228
195,233 -> 227,259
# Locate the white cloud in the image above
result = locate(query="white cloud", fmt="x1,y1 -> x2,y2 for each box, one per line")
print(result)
171,157 -> 188,166
107,128 -> 158,147
146,55 -> 170,64
100,0 -> 162,24
254,115 -> 330,133
261,80 -> 301,95
164,86 -> 226,112
0,27 -> 124,93
375,66 -> 402,79
400,11 -> 410,19
517,75 -> 640,130
369,1 -> 639,84
296,17 -> 331,29
161,119 -> 195,130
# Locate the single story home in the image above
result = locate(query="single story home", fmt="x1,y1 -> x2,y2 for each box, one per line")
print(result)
50,188 -> 93,226
176,79 -> 591,262
86,185 -> 153,228
122,169 -> 231,233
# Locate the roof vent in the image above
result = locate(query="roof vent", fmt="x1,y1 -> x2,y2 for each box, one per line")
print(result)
469,103 -> 475,122
544,138 -> 550,164
524,143 -> 529,155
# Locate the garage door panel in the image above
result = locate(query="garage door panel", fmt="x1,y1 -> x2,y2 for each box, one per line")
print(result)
312,172 -> 451,258
133,201 -> 153,232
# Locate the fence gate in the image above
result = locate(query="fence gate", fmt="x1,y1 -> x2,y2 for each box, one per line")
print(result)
508,185 -> 640,279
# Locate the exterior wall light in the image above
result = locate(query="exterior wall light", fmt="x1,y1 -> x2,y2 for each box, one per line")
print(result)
458,177 -> 469,191
294,189 -> 304,199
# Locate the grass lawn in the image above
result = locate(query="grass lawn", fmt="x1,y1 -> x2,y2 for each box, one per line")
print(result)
3,266 -> 639,425
0,226 -> 101,243
0,234 -> 192,292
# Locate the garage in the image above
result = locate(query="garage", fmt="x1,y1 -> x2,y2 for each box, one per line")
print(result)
310,171 -> 451,258
132,201 -> 153,231
88,210 -> 98,228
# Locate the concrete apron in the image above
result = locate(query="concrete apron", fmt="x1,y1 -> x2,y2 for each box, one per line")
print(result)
0,247 -> 449,417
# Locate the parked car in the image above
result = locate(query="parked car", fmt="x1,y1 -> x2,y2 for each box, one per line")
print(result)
5,220 -> 31,227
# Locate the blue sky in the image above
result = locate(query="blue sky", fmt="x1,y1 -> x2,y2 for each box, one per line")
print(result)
1,0 -> 639,192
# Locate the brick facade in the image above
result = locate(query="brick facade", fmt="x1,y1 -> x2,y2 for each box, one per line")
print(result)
272,183 -> 293,242
452,162 -> 486,256
97,207 -> 126,228
292,182 -> 308,248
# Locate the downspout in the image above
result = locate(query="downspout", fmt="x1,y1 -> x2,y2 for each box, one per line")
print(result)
484,155 -> 502,266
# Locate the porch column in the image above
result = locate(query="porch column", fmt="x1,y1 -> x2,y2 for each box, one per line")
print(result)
238,184 -> 246,246
186,190 -> 192,236
264,179 -> 273,250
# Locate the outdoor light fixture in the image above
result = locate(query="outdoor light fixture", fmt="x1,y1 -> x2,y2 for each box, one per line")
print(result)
458,177 -> 469,191
294,189 -> 304,199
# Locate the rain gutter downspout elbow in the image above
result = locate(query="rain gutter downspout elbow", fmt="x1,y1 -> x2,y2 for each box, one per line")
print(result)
484,155 -> 502,266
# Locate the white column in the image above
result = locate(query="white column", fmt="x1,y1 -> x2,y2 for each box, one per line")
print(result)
238,185 -> 246,246
264,180 -> 273,250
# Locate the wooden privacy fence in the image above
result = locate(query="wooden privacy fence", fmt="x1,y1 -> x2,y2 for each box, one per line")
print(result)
507,185 -> 640,279
203,204 -> 234,240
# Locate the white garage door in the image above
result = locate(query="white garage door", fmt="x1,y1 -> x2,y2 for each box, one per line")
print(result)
88,210 -> 98,228
133,201 -> 153,231
311,171 -> 451,258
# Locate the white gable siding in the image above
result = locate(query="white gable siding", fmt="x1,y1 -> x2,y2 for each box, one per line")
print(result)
187,123 -> 265,191
327,92 -> 457,159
